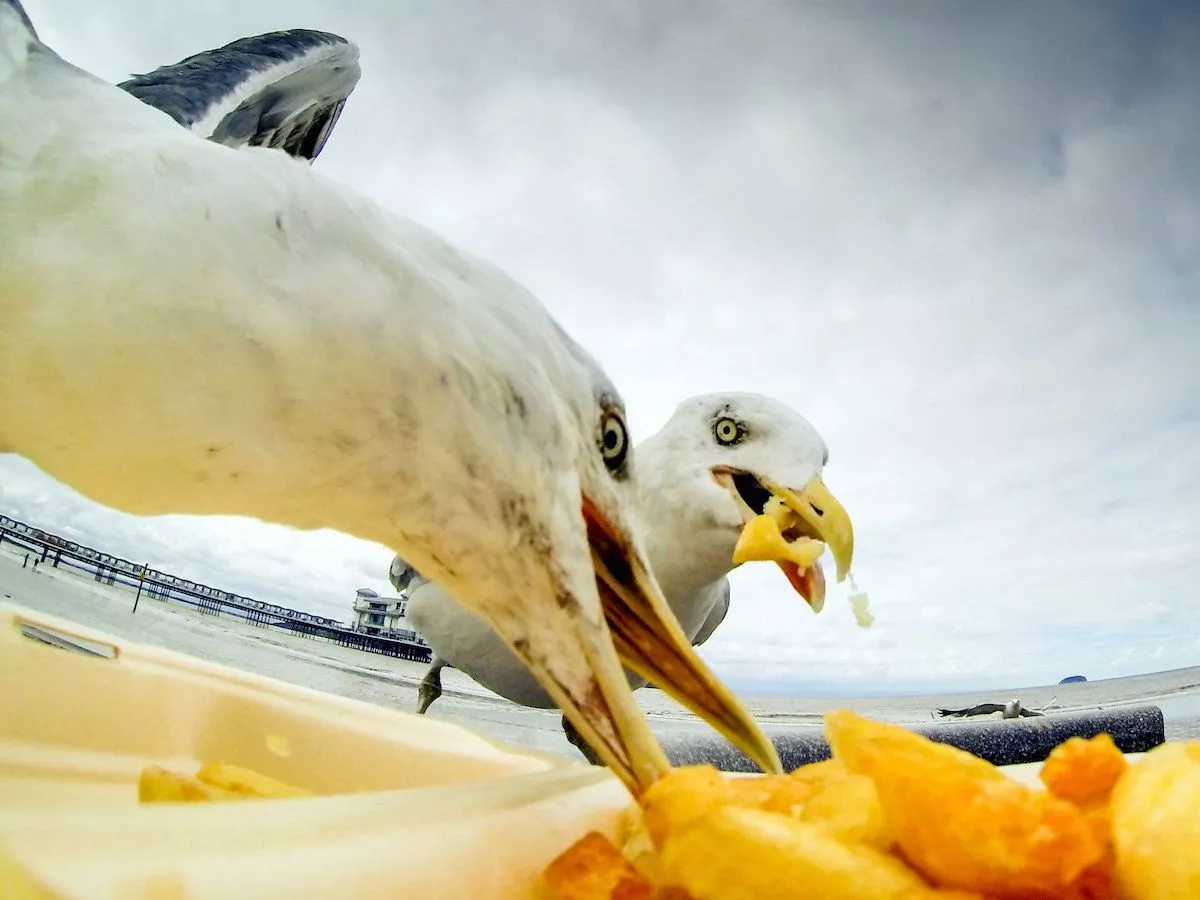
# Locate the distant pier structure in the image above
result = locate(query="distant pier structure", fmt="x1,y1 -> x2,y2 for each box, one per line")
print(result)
0,515 -> 431,663
350,587 -> 426,647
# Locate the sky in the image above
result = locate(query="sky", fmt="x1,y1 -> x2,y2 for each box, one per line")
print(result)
3,0 -> 1199,695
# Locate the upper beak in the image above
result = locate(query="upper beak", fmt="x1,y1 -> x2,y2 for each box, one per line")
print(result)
730,475 -> 855,613
579,496 -> 783,788
496,496 -> 781,798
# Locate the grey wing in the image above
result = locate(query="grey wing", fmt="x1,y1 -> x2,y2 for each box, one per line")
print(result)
690,578 -> 731,647
937,703 -> 1004,718
969,703 -> 1006,716
118,29 -> 360,161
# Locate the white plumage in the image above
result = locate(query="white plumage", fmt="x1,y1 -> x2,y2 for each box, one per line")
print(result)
398,392 -> 855,760
0,3 -> 780,790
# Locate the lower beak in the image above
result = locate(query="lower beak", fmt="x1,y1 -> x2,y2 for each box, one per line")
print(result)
732,476 -> 854,613
582,497 -> 783,784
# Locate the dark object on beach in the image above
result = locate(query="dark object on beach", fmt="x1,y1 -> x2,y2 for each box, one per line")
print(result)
1060,675 -> 1088,684
937,699 -> 1043,719
658,704 -> 1166,773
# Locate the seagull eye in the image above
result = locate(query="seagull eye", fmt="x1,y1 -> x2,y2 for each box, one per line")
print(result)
714,416 -> 742,446
599,411 -> 629,470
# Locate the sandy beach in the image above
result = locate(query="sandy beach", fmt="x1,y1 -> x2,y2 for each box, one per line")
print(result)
4,543 -> 1198,762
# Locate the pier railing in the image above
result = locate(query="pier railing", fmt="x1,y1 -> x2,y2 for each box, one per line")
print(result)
0,515 -> 432,663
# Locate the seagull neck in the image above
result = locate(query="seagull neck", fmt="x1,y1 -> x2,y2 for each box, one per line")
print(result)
637,489 -> 737,620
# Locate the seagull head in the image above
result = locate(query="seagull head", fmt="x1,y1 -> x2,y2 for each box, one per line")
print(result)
388,333 -> 781,794
635,392 -> 854,613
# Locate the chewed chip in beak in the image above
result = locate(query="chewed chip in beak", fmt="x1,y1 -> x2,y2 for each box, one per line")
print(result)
732,507 -> 828,612
730,475 -> 854,614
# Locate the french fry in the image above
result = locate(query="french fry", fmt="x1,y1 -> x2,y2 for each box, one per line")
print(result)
137,761 -> 311,803
194,761 -> 313,799
1039,733 -> 1128,807
1110,740 -> 1200,900
792,763 -> 893,850
138,765 -> 247,803
657,806 -> 970,900
542,831 -> 654,900
640,766 -> 730,850
824,710 -> 1103,898
731,511 -> 824,570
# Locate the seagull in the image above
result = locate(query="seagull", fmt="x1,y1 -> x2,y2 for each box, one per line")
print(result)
397,392 -> 856,763
937,699 -> 1045,719
0,3 -> 781,794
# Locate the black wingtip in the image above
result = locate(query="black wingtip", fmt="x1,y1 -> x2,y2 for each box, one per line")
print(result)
117,29 -> 358,129
117,28 -> 360,162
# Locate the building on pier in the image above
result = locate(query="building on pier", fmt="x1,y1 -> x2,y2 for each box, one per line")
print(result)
350,587 -> 424,644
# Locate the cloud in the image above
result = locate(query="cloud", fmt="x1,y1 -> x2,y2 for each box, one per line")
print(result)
6,0 -> 1200,693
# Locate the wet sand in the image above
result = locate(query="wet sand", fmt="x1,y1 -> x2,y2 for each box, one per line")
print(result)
3,545 -> 1197,762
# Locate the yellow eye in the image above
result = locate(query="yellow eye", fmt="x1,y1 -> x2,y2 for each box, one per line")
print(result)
714,416 -> 741,446
599,411 -> 628,470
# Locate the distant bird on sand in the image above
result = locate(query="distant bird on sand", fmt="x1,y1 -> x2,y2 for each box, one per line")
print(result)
394,392 -> 855,763
937,699 -> 1045,719
0,3 -> 780,792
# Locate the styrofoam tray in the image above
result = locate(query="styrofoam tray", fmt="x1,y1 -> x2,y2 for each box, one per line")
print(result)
0,601 -> 632,898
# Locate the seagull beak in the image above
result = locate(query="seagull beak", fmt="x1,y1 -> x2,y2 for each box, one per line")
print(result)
721,470 -> 854,613
581,496 -> 783,784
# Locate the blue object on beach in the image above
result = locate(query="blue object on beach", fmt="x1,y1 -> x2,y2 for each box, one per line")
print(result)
657,704 -> 1165,773
1059,675 -> 1088,684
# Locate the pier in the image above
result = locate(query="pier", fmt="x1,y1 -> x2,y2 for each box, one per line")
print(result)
0,515 -> 432,663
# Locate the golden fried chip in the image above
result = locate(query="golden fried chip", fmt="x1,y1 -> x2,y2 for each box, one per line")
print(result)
657,806 -> 967,900
824,710 -> 1102,898
1039,733 -> 1128,807
543,831 -> 654,900
1111,740 -> 1200,900
786,758 -> 847,785
642,759 -> 893,858
794,765 -> 893,850
731,512 -> 824,570
640,766 -> 729,849
138,765 -> 247,803
732,760 -> 893,849
138,762 -> 311,803
195,761 -> 313,799
724,774 -> 787,807
652,890 -> 694,900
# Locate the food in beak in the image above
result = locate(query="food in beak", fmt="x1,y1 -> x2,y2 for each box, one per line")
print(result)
730,476 -> 855,615
847,574 -> 875,628
732,505 -> 828,612
584,498 -> 783,781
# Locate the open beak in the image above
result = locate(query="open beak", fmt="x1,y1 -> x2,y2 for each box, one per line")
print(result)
580,497 -> 783,787
718,469 -> 854,613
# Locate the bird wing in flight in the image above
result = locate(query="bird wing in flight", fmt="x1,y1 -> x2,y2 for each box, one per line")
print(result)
118,29 -> 360,161
937,703 -> 1006,718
